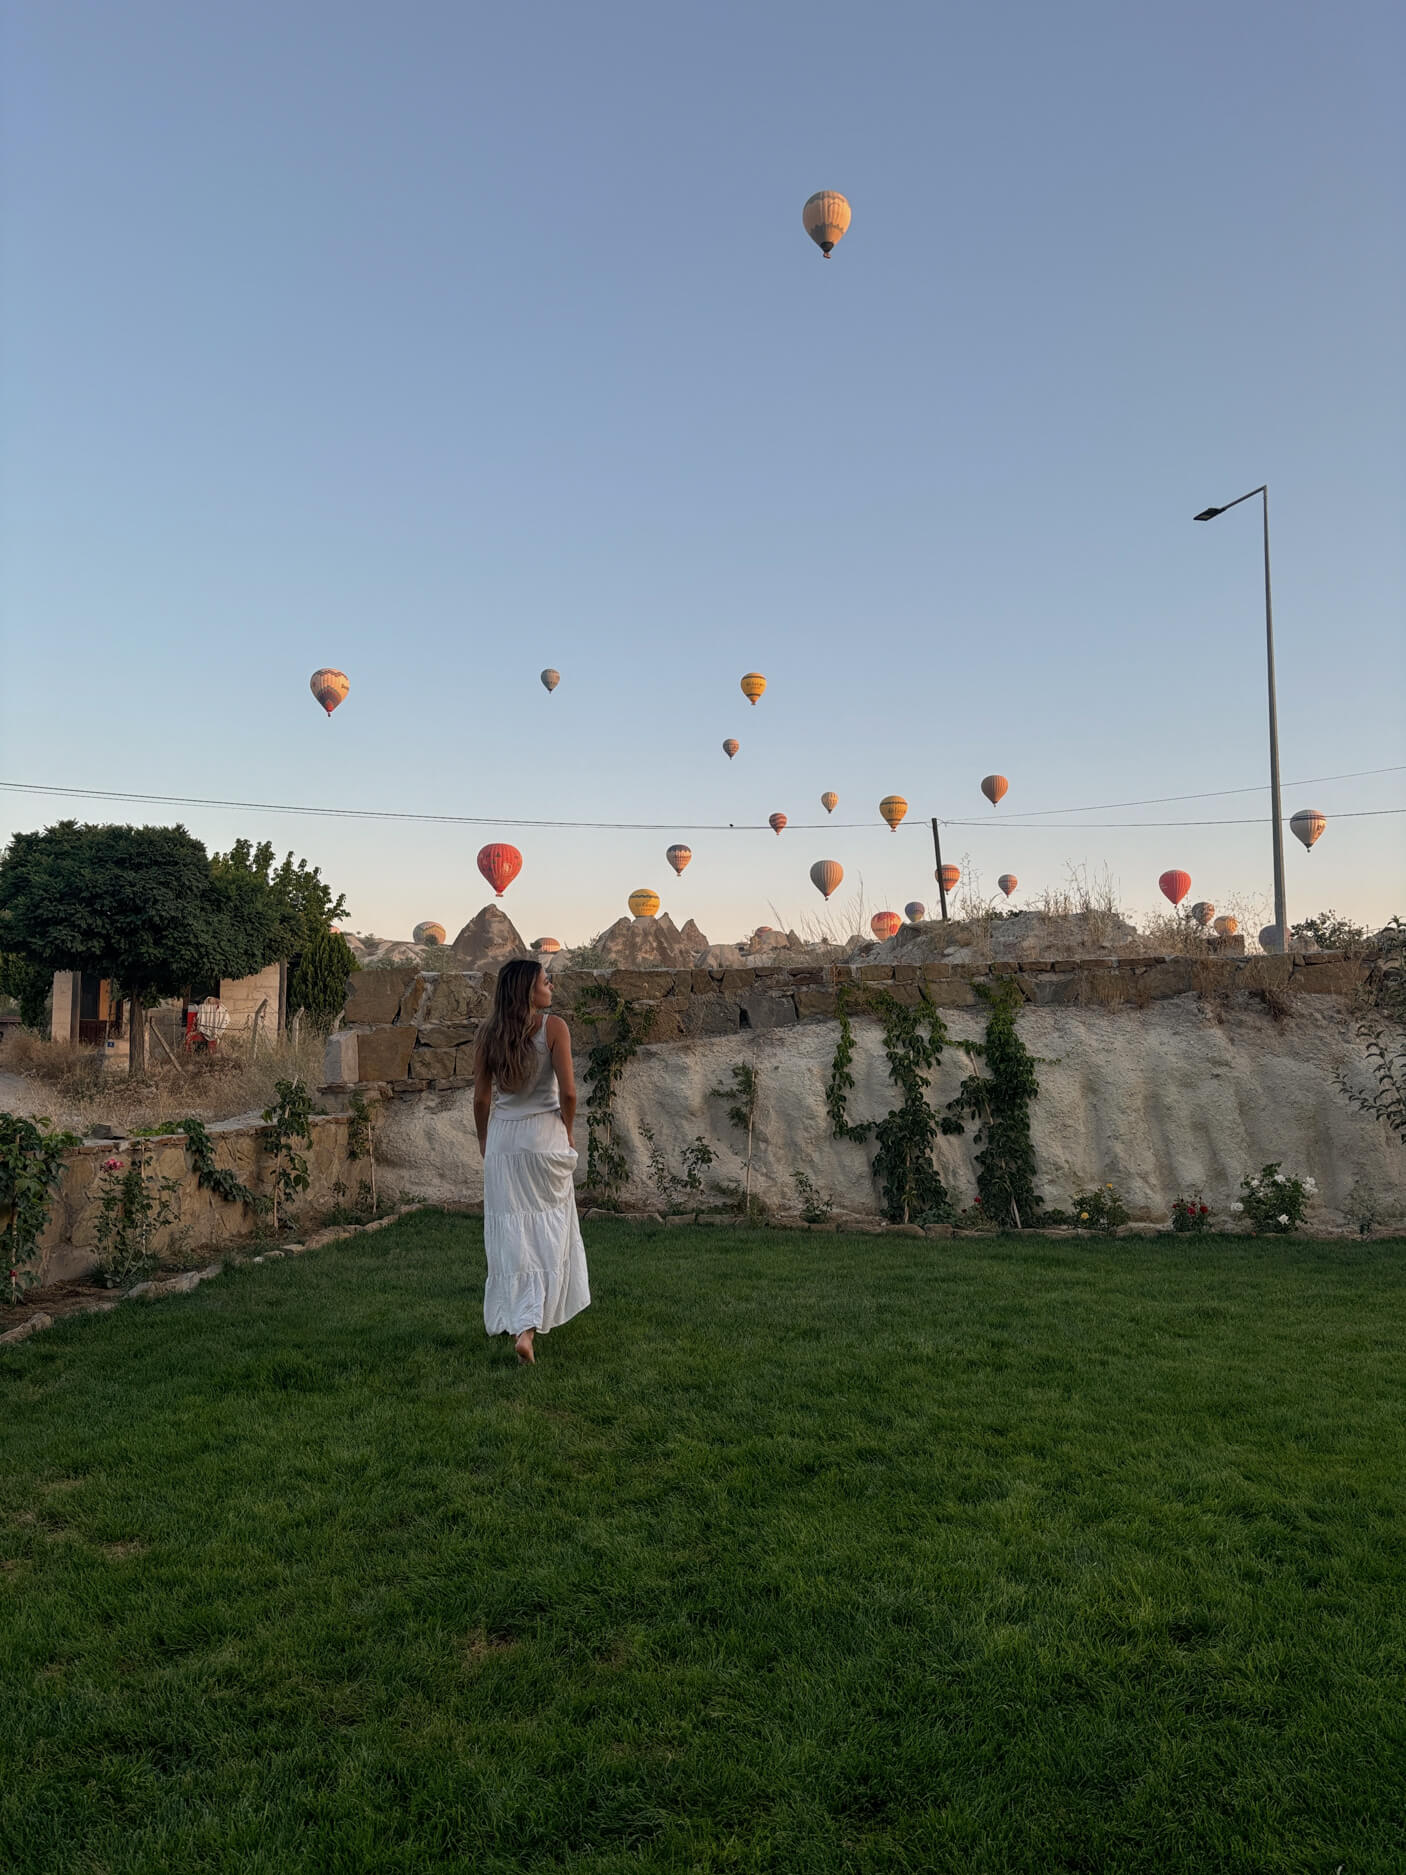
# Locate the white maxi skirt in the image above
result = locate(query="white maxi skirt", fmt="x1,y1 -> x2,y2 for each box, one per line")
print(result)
482,1109 -> 590,1336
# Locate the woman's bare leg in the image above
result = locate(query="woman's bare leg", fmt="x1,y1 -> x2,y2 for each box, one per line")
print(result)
515,1328 -> 536,1365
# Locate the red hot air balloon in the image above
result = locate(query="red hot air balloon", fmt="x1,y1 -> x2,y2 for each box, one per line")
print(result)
769,812 -> 787,836
477,843 -> 523,897
871,911 -> 902,940
980,775 -> 1008,807
997,874 -> 1018,899
937,864 -> 960,894
1158,870 -> 1191,907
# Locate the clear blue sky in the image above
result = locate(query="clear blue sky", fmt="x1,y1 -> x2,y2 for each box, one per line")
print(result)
3,0 -> 1402,946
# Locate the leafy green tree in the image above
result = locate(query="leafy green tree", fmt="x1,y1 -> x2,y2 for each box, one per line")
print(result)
0,952 -> 51,1030
210,841 -> 351,1023
1291,909 -> 1370,952
288,925 -> 359,1028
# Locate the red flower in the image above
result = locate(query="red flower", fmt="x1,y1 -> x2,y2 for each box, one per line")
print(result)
1199,1205 -> 1208,1214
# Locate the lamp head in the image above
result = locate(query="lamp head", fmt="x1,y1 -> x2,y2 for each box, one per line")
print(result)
1193,507 -> 1223,522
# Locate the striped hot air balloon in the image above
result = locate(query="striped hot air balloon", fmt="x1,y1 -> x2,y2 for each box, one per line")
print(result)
666,844 -> 692,876
980,774 -> 1008,807
533,937 -> 563,954
997,874 -> 1018,899
1213,915 -> 1238,937
477,844 -> 523,897
1189,901 -> 1215,927
628,889 -> 660,919
769,812 -> 787,836
1159,870 -> 1191,907
540,668 -> 560,693
938,865 -> 960,894
879,795 -> 908,832
1290,808 -> 1326,851
871,911 -> 902,940
904,902 -> 926,924
802,191 -> 851,257
741,672 -> 766,706
413,921 -> 446,947
820,792 -> 838,814
810,859 -> 843,900
723,739 -> 739,759
309,668 -> 349,716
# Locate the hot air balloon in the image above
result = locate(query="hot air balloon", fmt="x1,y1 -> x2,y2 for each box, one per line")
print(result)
310,668 -> 349,717
904,902 -> 926,924
980,775 -> 1008,807
413,921 -> 446,947
810,859 -> 843,900
1290,808 -> 1326,852
937,864 -> 960,894
997,875 -> 1018,899
1214,915 -> 1238,938
723,739 -> 739,760
1158,870 -> 1191,907
477,843 -> 523,897
1259,926 -> 1286,953
871,911 -> 901,940
533,937 -> 563,954
666,844 -> 692,876
540,668 -> 560,694
628,889 -> 660,920
769,812 -> 788,836
741,672 -> 766,706
879,795 -> 908,832
820,792 -> 838,814
802,190 -> 851,258
1189,901 -> 1215,928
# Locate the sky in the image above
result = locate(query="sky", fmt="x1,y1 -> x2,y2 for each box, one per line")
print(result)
2,0 -> 1403,949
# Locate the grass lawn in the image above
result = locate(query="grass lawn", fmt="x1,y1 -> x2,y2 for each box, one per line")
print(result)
3,1214 -> 1404,1874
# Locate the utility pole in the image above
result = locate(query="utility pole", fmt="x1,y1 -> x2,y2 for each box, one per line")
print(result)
930,818 -> 949,922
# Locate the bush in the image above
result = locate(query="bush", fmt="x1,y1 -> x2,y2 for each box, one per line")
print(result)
1171,1195 -> 1213,1234
1231,1163 -> 1315,1235
792,1171 -> 833,1226
1070,1183 -> 1129,1234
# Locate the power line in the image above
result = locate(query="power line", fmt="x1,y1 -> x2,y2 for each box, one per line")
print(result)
1,777 -> 1403,834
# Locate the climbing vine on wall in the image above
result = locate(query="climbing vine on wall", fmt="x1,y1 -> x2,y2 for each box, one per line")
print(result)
942,981 -> 1042,1229
826,985 -> 954,1225
135,1116 -> 257,1208
576,985 -> 655,1204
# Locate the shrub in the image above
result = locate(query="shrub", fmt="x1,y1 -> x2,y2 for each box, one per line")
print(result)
92,1147 -> 183,1287
792,1170 -> 833,1226
1071,1183 -> 1129,1234
1,1111 -> 80,1294
1231,1163 -> 1314,1235
1170,1195 -> 1213,1234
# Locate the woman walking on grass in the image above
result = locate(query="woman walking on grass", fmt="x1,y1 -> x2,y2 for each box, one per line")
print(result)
473,957 -> 589,1364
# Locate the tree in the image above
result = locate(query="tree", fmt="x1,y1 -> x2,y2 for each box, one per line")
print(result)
287,925 -> 359,1029
1291,909 -> 1370,952
0,822 -> 286,1075
0,953 -> 51,1031
210,840 -> 352,1026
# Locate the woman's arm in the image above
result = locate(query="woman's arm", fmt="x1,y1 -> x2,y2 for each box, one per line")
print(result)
546,1014 -> 577,1149
472,1039 -> 492,1156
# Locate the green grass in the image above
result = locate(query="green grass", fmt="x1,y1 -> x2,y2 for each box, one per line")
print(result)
3,1215 -> 1404,1874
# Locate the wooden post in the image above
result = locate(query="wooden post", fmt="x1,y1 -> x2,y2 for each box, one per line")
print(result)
128,1002 -> 147,1077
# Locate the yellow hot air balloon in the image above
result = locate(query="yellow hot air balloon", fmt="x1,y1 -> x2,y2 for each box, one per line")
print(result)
1213,915 -> 1239,938
413,921 -> 446,946
532,937 -> 563,954
879,795 -> 908,832
310,668 -> 349,716
820,791 -> 838,814
802,191 -> 851,258
810,859 -> 843,900
740,672 -> 766,706
723,738 -> 739,759
628,889 -> 660,919
666,844 -> 692,876
1290,808 -> 1326,851
540,668 -> 560,693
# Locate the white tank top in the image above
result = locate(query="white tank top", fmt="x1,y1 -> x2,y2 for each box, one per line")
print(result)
492,1021 -> 560,1118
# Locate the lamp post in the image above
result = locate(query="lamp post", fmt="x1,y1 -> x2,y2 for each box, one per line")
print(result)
1194,484 -> 1287,952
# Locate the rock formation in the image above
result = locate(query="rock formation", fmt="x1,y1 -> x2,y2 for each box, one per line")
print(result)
450,904 -> 528,968
595,912 -> 703,969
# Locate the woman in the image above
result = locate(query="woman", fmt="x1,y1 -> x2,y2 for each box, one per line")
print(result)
473,957 -> 588,1364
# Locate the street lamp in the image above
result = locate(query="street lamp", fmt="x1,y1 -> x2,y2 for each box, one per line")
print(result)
1194,484 -> 1287,952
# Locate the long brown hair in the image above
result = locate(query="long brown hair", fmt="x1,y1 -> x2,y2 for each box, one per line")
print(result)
475,958 -> 544,1092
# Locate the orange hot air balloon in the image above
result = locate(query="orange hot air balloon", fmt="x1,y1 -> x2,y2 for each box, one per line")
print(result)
810,859 -> 843,900
628,889 -> 660,919
310,668 -> 349,717
413,921 -> 446,947
723,738 -> 739,759
997,874 -> 1018,899
802,190 -> 851,257
740,672 -> 766,706
879,795 -> 908,832
1213,915 -> 1238,938
871,911 -> 902,940
904,902 -> 926,924
820,791 -> 838,814
1290,808 -> 1326,851
1189,901 -> 1215,927
477,843 -> 523,897
666,844 -> 692,876
1158,870 -> 1191,907
769,812 -> 787,836
980,774 -> 1008,807
533,937 -> 563,954
937,864 -> 960,894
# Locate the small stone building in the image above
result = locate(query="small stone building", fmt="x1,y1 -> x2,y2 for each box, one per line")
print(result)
51,962 -> 287,1057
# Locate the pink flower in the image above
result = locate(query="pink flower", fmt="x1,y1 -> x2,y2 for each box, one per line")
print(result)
103,1157 -> 123,1171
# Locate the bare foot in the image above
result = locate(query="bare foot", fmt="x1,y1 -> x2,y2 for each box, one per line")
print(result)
515,1330 -> 536,1365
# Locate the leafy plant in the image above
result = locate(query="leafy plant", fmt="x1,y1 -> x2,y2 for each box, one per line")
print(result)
952,1199 -> 997,1233
1071,1184 -> 1129,1234
576,986 -> 655,1204
942,982 -> 1042,1230
639,1124 -> 716,1211
0,1111 -> 79,1288
345,1088 -> 379,1209
1343,1183 -> 1380,1237
792,1170 -> 833,1226
0,952 -> 52,1030
92,1147 -> 182,1287
1170,1194 -> 1213,1235
134,1115 -> 256,1208
1231,1163 -> 1315,1235
1291,909 -> 1370,952
710,1064 -> 759,1214
825,987 -> 953,1225
288,926 -> 360,1028
261,1078 -> 315,1232
1336,927 -> 1406,1147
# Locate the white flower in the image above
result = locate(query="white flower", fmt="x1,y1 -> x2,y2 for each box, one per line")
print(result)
1249,1177 -> 1261,1190
1278,1213 -> 1290,1225
1274,1172 -> 1288,1185
1304,1178 -> 1317,1193
1231,1202 -> 1244,1214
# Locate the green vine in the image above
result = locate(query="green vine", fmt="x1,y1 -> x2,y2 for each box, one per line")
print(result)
1,1112 -> 80,1296
825,986 -> 953,1224
135,1116 -> 256,1207
942,981 -> 1042,1230
261,1079 -> 316,1233
576,986 -> 655,1204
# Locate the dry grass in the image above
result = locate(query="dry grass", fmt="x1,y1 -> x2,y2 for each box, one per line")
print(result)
0,1027 -> 328,1133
